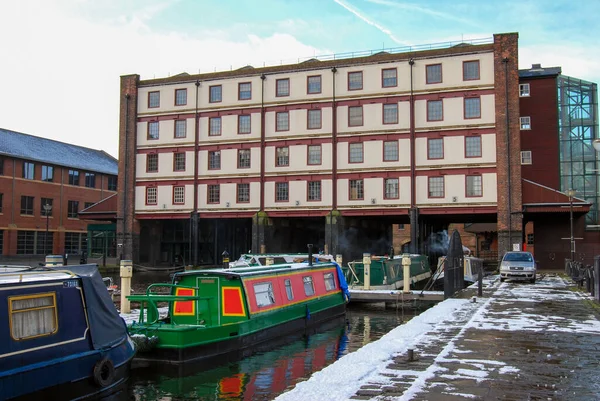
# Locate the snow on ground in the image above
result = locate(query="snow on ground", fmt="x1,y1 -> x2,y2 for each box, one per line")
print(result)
120,307 -> 169,324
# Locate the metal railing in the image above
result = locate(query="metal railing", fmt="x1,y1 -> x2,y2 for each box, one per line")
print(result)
565,257 -> 600,300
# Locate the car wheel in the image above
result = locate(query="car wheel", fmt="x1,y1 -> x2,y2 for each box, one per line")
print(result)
530,277 -> 536,284
500,277 -> 505,282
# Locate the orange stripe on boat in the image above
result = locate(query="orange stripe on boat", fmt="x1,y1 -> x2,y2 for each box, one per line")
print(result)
222,287 -> 246,317
174,288 -> 195,316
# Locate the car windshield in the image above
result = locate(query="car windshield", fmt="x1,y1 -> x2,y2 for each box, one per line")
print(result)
503,253 -> 533,262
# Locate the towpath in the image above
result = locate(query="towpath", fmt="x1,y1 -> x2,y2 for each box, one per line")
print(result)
275,274 -> 600,400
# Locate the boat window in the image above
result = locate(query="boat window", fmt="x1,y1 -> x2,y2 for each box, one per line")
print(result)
303,276 -> 315,296
284,279 -> 294,300
254,282 -> 275,307
324,272 -> 336,291
9,293 -> 58,340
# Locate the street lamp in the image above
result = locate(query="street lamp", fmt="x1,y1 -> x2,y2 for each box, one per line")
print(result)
593,139 -> 600,152
565,189 -> 577,262
43,203 -> 52,255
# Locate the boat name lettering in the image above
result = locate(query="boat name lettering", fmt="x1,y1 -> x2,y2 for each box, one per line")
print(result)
201,279 -> 215,283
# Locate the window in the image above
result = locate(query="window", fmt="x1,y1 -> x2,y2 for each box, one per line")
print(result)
9,293 -> 58,340
41,165 -> 53,182
21,196 -> 34,215
303,276 -> 315,296
382,68 -> 397,87
209,117 -> 221,136
64,232 -> 86,255
284,279 -> 294,300
238,149 -> 251,168
108,176 -> 118,191
276,182 -> 289,202
68,170 -> 79,185
238,82 -> 252,100
238,115 -> 251,134
173,186 -> 185,204
520,116 -> 531,130
16,231 -> 35,254
175,88 -> 187,106
349,143 -> 363,163
175,120 -> 187,138
36,231 -> 52,256
208,151 -> 221,170
84,202 -> 94,209
324,272 -> 336,291
427,100 -> 443,121
426,64 -> 442,84
146,187 -> 157,205
519,83 -> 530,97
307,145 -> 322,165
307,109 -> 322,129
67,200 -> 79,218
209,85 -> 222,103
465,136 -> 482,158
276,112 -> 289,131
463,60 -> 480,81
307,75 -> 321,94
349,179 -> 364,200
385,178 -> 399,199
174,152 -> 186,171
148,91 -> 160,108
308,181 -> 321,201
521,151 -> 532,165
428,138 -> 443,159
148,121 -> 159,139
348,71 -> 363,90
147,154 -> 158,172
276,147 -> 289,167
383,103 -> 398,124
23,162 -> 34,180
466,175 -> 483,197
254,282 -> 275,307
41,198 -> 53,216
527,233 -> 534,245
348,106 -> 363,127
428,176 -> 444,198
464,97 -> 481,119
383,141 -> 399,161
237,183 -> 250,203
276,78 -> 290,97
208,184 -> 220,203
85,173 -> 95,188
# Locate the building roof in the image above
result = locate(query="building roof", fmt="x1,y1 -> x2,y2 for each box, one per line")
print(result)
79,193 -> 117,221
0,128 -> 117,175
522,179 -> 590,213
519,63 -> 562,79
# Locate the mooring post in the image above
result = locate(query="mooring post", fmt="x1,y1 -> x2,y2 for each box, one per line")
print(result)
402,256 -> 411,293
336,254 -> 343,265
478,265 -> 483,297
120,260 -> 133,314
594,256 -> 600,303
363,253 -> 371,290
407,348 -> 414,362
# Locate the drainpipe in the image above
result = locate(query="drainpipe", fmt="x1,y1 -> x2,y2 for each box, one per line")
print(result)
331,67 -> 338,210
503,57 -> 512,250
122,93 -> 130,261
408,58 -> 417,254
192,79 -> 200,266
260,74 -> 266,211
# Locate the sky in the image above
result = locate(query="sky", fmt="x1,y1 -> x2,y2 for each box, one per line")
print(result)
1,0 -> 599,158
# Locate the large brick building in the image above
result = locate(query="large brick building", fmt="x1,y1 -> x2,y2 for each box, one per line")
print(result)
117,33 -> 531,267
0,128 -> 118,258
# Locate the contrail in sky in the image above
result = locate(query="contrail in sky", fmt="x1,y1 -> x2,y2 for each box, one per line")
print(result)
333,0 -> 410,46
365,0 -> 480,28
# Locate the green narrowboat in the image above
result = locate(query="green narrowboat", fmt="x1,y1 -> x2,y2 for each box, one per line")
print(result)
127,261 -> 350,364
342,254 -> 432,290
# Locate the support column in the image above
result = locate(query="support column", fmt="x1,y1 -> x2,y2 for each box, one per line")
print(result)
325,210 -> 345,258
409,208 -> 420,254
251,212 -> 272,253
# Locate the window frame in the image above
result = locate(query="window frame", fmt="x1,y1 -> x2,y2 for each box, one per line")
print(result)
209,117 -> 222,136
307,145 -> 322,166
147,121 -> 159,140
464,96 -> 481,119
238,149 -> 251,169
238,114 -> 251,134
238,82 -> 252,100
41,165 -> 54,182
148,91 -> 160,108
284,278 -> 294,300
209,85 -> 222,103
428,176 -> 445,198
303,276 -> 315,296
68,169 -> 80,186
173,186 -> 185,205
323,272 -> 336,291
84,173 -> 95,188
519,83 -> 530,97
348,142 -> 364,163
349,179 -> 364,200
9,292 -> 58,340
173,152 -> 186,172
276,78 -> 290,97
348,106 -> 363,127
276,111 -> 289,132
462,60 -> 480,81
383,103 -> 399,124
465,136 -> 482,158
307,75 -> 322,94
207,184 -> 220,204
254,282 -> 275,307
174,119 -> 187,138
307,109 -> 322,129
347,71 -> 363,91
521,150 -> 532,165
67,200 -> 79,218
275,147 -> 289,167
466,175 -> 483,197
20,195 -> 34,215
275,182 -> 289,202
107,176 -> 118,191
237,183 -> 250,203
382,68 -> 397,88
307,181 -> 321,202
174,88 -> 187,106
384,178 -> 399,199
427,138 -> 444,160
23,162 -> 34,180
383,140 -> 399,162
147,154 -> 159,173
426,63 -> 442,84
146,186 -> 157,205
208,150 -> 221,170
520,116 -> 531,130
427,100 -> 443,122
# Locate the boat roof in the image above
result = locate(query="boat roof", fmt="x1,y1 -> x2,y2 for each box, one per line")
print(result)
0,269 -> 75,285
175,261 -> 336,279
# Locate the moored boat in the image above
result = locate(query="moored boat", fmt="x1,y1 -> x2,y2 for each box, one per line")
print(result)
0,264 -> 136,401
127,260 -> 350,365
342,254 -> 432,290
432,255 -> 485,286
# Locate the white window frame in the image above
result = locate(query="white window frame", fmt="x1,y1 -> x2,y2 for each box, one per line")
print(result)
519,83 -> 530,97
146,187 -> 157,205
520,116 -> 531,130
254,282 -> 275,307
323,272 -> 336,291
521,151 -> 532,165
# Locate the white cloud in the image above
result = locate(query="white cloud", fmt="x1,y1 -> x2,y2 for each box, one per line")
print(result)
0,1 -> 328,157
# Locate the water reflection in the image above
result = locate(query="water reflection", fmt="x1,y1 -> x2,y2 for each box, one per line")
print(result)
116,305 -> 412,401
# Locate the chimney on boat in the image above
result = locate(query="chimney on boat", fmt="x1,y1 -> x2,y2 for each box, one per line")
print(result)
307,244 -> 313,266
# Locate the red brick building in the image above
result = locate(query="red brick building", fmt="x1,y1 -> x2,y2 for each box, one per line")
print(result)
0,128 -> 118,258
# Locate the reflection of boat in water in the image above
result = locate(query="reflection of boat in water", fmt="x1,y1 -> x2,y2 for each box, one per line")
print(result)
0,264 -> 136,401
341,254 -> 432,290
130,321 -> 349,400
229,253 -> 334,268
127,260 -> 350,365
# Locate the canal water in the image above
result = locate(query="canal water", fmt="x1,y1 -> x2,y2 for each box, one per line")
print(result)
107,272 -> 424,401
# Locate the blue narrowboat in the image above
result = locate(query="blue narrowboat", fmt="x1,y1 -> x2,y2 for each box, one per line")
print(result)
0,265 -> 136,400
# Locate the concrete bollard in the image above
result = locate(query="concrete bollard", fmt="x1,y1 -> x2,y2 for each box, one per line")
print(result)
336,254 -> 343,265
402,256 -> 411,293
363,253 -> 371,290
120,260 -> 133,314
266,257 -> 274,266
260,244 -> 266,254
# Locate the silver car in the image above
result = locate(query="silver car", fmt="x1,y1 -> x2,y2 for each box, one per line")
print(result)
499,251 -> 536,283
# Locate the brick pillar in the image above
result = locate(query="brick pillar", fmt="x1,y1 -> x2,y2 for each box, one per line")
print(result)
494,33 -> 523,259
117,75 -> 140,262
251,212 -> 272,253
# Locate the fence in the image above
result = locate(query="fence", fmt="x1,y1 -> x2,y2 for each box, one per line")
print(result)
565,256 -> 600,302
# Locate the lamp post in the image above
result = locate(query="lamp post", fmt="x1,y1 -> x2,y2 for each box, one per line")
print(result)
565,189 -> 576,262
43,203 -> 52,255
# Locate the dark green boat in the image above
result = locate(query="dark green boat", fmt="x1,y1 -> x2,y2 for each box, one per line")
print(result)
341,254 -> 432,290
